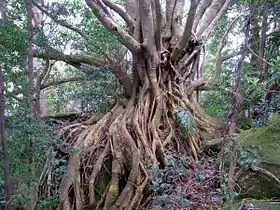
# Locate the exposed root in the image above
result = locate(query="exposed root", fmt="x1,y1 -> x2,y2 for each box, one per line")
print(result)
54,50 -> 224,209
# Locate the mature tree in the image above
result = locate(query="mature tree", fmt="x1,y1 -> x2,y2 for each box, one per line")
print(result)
43,0 -> 236,209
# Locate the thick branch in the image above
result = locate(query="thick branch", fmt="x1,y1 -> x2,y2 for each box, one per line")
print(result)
199,0 -> 232,39
171,0 -> 185,40
165,0 -> 176,38
33,1 -> 89,41
102,0 -> 134,28
193,0 -> 212,32
0,0 -> 8,21
105,55 -> 133,98
85,0 -> 141,53
196,0 -> 226,37
179,47 -> 201,73
171,0 -> 197,61
112,65 -> 133,98
34,49 -> 105,68
124,0 -> 138,21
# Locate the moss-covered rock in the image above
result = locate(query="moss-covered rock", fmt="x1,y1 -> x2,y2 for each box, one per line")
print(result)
221,199 -> 280,210
237,114 -> 280,199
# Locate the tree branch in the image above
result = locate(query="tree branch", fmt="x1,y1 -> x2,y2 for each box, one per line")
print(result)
171,0 -> 197,61
85,0 -> 141,53
32,1 -> 89,41
247,44 -> 274,67
34,49 -> 105,68
102,0 -> 134,28
221,51 -> 242,61
41,76 -> 85,89
179,47 -> 201,73
105,55 -> 133,98
213,16 -> 239,85
165,0 -> 176,39
197,0 -> 226,36
197,0 -> 231,39
193,0 -> 212,32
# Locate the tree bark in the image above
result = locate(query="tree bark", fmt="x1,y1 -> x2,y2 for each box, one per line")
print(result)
52,0 -> 231,209
250,0 -> 261,77
0,66 -> 12,210
259,4 -> 268,81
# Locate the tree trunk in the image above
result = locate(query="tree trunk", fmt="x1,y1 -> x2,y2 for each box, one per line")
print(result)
250,0 -> 261,77
0,66 -> 12,210
56,0 -> 230,209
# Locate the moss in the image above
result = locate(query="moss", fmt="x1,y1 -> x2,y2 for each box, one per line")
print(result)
221,199 -> 280,210
238,114 -> 280,165
237,114 -> 280,199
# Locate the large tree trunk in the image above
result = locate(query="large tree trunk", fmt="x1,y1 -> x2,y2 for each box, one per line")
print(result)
57,0 -> 230,209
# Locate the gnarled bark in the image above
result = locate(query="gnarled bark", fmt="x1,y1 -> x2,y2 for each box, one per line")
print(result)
39,0 -> 232,209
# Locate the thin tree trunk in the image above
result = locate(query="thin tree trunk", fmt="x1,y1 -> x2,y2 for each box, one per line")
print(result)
26,0 -> 38,116
26,1 -> 39,209
250,0 -> 261,76
259,5 -> 268,81
0,66 -> 12,209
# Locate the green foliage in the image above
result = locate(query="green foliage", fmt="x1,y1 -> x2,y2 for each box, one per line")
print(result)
37,196 -> 59,210
0,21 -> 27,62
4,107 -> 57,207
171,107 -> 196,134
46,67 -> 121,114
146,155 -> 189,209
238,146 -> 260,167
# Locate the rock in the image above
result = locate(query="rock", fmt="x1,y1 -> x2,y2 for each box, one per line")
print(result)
237,114 -> 280,199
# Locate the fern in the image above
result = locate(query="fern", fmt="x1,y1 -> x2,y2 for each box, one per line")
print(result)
171,107 -> 196,134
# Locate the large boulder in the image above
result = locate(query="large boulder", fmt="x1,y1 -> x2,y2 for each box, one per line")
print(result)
237,114 -> 280,199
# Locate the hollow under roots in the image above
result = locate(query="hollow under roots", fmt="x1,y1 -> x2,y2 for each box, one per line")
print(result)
57,62 -> 223,209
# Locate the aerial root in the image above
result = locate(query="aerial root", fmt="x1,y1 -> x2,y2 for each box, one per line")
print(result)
56,84 -> 223,209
